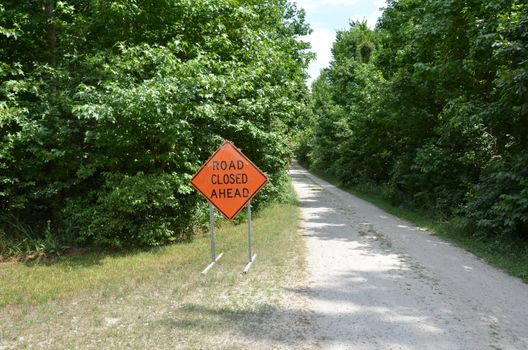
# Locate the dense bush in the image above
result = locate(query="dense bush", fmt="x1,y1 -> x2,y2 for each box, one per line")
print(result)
0,0 -> 311,250
299,0 -> 527,240
463,154 -> 528,240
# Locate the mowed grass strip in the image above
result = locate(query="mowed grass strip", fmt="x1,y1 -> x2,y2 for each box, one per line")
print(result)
0,238 -> 207,307
0,186 -> 302,308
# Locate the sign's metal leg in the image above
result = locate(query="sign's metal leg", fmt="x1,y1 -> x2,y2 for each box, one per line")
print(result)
210,202 -> 216,262
201,203 -> 223,275
243,201 -> 257,274
248,201 -> 252,262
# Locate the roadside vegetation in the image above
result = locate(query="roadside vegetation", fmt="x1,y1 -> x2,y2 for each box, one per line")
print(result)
0,184 -> 312,349
0,0 -> 312,256
297,1 -> 527,281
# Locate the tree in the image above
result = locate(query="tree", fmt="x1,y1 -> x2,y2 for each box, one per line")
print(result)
299,0 -> 528,240
1,0 -> 312,249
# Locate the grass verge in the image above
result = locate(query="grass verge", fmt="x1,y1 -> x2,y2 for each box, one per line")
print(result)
309,167 -> 528,284
0,181 -> 314,349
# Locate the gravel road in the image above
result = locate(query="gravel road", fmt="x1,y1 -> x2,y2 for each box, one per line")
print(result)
290,163 -> 528,350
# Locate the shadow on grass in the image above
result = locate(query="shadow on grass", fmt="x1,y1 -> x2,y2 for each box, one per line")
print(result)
20,244 -> 183,268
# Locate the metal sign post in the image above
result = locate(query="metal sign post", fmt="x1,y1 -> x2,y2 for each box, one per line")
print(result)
209,202 -> 216,261
243,201 -> 257,274
201,203 -> 224,275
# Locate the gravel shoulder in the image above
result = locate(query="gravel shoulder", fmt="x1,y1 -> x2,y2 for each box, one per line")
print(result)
290,163 -> 528,350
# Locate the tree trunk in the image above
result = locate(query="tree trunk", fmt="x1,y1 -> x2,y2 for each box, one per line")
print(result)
45,0 -> 57,67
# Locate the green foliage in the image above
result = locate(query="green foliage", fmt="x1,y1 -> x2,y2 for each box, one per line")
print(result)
463,154 -> 528,240
299,1 -> 528,241
1,0 -> 312,252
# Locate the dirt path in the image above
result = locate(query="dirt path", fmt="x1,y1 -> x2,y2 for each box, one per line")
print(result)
290,163 -> 528,350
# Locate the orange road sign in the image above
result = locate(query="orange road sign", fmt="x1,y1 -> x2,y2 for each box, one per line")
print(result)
191,140 -> 268,220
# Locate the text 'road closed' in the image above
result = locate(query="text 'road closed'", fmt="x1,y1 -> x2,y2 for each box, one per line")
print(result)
190,141 -> 268,220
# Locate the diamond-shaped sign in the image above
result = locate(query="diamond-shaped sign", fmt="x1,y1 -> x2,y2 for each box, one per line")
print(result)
191,140 -> 268,220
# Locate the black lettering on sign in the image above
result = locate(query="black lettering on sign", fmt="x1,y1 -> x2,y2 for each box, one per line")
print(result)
210,173 -> 249,185
211,160 -> 245,171
211,187 -> 250,199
